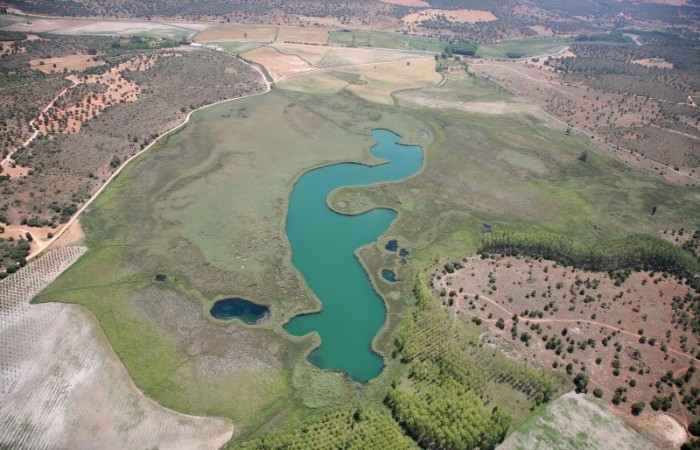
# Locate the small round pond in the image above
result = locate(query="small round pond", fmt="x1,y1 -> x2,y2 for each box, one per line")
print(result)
210,298 -> 270,325
381,269 -> 397,283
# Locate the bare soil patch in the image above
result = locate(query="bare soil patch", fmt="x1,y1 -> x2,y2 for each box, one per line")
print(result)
401,9 -> 497,24
30,54 -> 104,74
633,58 -> 674,69
245,46 -> 315,80
0,247 -> 234,449
434,255 -> 699,445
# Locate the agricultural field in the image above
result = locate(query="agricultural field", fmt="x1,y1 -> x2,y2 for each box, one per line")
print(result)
474,38 -> 571,59
0,246 -> 233,449
500,392 -> 666,449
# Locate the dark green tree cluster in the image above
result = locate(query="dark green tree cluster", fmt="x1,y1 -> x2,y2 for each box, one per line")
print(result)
480,231 -> 700,291
443,42 -> 478,57
232,408 -> 415,450
385,376 -> 509,450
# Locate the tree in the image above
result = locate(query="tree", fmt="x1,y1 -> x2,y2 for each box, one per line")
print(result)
573,372 -> 589,393
593,388 -> 603,398
631,401 -> 645,416
689,421 -> 700,437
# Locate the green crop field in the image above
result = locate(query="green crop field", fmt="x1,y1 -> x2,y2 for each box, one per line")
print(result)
475,38 -> 572,59
36,60 -> 699,447
328,30 -> 443,53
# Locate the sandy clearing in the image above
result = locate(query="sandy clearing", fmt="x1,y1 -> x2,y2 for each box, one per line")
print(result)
30,54 -> 104,74
644,414 -> 687,448
0,246 -> 234,449
380,0 -> 430,6
277,27 -> 329,45
402,9 -> 497,24
633,58 -> 674,69
195,24 -> 277,43
499,392 -> 659,450
0,164 -> 30,178
245,46 -> 315,80
47,220 -> 85,251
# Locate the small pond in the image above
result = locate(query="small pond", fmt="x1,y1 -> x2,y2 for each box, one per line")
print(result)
381,269 -> 397,283
385,240 -> 399,252
154,274 -> 167,282
210,298 -> 270,325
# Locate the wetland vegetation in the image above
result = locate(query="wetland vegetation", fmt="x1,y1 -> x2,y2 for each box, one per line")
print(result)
30,41 -> 699,450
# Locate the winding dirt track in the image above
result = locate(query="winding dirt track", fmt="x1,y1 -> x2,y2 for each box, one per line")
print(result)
460,291 -> 698,362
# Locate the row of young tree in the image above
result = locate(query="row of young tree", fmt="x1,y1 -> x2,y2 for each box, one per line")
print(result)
480,231 -> 700,291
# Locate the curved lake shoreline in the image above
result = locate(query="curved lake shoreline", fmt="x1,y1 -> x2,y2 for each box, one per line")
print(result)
284,128 -> 424,382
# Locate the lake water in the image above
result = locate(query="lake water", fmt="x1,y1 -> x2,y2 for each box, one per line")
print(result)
284,129 -> 423,382
210,298 -> 270,324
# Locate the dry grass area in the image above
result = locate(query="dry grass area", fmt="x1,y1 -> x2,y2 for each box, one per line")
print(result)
276,53 -> 441,104
401,9 -> 498,24
380,0 -> 429,6
0,246 -> 234,449
529,25 -> 555,37
342,57 -> 442,104
469,61 -> 700,184
30,54 -> 104,74
277,71 -> 349,95
245,46 -> 315,80
38,54 -> 173,135
194,24 -> 277,42
633,58 -> 674,69
277,26 -> 329,44
434,255 -> 699,444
